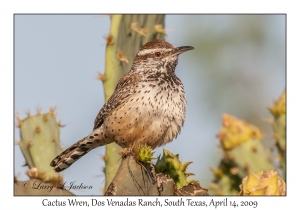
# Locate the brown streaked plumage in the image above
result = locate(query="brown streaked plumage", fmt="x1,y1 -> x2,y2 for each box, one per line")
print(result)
50,39 -> 194,172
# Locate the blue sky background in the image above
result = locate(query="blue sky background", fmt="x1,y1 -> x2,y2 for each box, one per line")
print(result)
14,14 -> 285,195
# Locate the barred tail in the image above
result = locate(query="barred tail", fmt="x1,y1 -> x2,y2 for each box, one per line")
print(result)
50,128 -> 109,172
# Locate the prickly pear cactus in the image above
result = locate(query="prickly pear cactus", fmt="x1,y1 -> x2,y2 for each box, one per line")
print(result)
269,89 -> 286,178
210,114 -> 273,195
16,107 -> 63,181
155,149 -> 195,189
100,14 -> 166,190
239,169 -> 286,195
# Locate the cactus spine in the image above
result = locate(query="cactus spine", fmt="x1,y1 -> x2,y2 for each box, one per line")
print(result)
15,108 -> 74,195
17,107 -> 63,182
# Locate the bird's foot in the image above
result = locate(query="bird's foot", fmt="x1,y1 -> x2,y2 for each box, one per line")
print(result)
118,147 -> 133,159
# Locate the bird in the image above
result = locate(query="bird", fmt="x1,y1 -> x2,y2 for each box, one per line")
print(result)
50,39 -> 194,172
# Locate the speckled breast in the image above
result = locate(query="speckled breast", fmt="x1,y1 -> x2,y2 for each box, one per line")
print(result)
103,76 -> 186,149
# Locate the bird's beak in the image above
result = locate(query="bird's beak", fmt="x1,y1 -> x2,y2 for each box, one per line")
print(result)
174,46 -> 195,56
163,46 -> 194,60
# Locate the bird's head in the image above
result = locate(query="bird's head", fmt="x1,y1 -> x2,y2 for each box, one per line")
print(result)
132,39 -> 194,74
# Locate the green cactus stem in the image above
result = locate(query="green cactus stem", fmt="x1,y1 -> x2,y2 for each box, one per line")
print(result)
17,107 -> 63,182
210,114 -> 274,195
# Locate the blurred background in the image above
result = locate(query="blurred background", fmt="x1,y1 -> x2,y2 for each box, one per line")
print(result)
14,14 -> 285,195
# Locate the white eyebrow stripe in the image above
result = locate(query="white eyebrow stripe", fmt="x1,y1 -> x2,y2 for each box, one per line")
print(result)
137,48 -> 173,56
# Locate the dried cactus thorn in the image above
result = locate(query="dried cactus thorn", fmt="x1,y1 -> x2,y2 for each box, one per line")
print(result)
26,167 -> 40,178
130,22 -> 147,36
116,51 -> 129,64
130,22 -> 139,30
36,105 -> 42,115
96,72 -> 106,82
251,146 -> 257,152
26,109 -> 31,117
102,155 -> 108,162
43,114 -> 48,121
35,126 -> 41,133
140,28 -> 148,35
154,24 -> 167,35
15,112 -> 23,127
105,34 -> 114,45
57,120 -> 65,127
49,106 -> 57,117
26,167 -> 64,184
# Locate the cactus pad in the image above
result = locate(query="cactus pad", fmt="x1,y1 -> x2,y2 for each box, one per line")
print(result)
17,108 -> 63,181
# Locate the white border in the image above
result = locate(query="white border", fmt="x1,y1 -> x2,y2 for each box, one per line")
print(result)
1,0 -> 297,209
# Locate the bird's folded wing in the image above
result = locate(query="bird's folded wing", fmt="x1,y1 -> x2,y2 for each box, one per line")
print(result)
93,72 -> 141,130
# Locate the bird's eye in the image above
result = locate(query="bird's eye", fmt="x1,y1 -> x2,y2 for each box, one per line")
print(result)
154,52 -> 161,57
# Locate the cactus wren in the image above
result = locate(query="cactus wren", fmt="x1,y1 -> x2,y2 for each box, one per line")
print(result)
50,39 -> 194,172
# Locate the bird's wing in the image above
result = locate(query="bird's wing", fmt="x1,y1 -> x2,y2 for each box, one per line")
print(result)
93,72 -> 141,130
